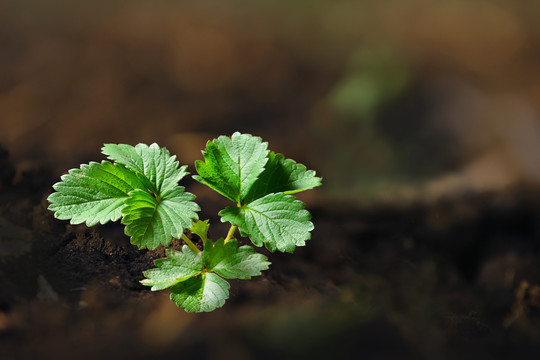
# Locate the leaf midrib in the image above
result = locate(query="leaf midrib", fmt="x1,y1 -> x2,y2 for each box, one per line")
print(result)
244,204 -> 299,246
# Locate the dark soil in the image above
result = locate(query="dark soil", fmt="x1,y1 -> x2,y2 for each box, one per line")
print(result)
1,147 -> 540,360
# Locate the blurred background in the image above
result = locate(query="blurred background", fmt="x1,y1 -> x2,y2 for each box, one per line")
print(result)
2,0 -> 540,359
2,0 -> 540,200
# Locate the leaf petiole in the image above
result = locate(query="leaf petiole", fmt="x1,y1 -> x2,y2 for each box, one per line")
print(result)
224,225 -> 237,243
181,233 -> 200,253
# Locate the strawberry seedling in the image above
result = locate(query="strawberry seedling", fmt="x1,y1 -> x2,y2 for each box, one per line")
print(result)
48,132 -> 321,312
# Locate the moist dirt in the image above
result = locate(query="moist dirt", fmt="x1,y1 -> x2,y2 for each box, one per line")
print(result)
1,148 -> 540,360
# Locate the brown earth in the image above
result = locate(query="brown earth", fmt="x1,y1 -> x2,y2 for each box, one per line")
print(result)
1,147 -> 540,360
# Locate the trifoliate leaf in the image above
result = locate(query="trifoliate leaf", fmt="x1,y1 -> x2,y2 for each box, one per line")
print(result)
191,220 -> 210,242
121,188 -> 200,249
102,143 -> 188,195
244,151 -> 322,202
220,192 -> 313,252
169,272 -> 230,312
193,132 -> 269,203
203,238 -> 270,279
141,247 -> 203,290
48,161 -> 145,226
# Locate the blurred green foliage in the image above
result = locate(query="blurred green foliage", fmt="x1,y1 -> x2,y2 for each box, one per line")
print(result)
329,46 -> 412,122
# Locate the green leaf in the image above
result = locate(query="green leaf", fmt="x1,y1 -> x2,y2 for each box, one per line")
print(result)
102,143 -> 188,195
47,161 -> 145,226
244,151 -> 322,202
193,132 -> 269,203
121,188 -> 200,249
169,272 -> 230,312
191,220 -> 210,242
220,193 -> 313,253
141,246 -> 203,290
203,238 -> 270,279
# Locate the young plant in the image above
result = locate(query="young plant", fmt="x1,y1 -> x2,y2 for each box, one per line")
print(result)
47,132 -> 321,312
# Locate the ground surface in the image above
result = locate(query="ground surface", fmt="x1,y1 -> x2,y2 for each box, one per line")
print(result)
1,147 -> 540,360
